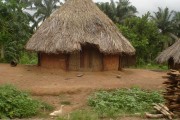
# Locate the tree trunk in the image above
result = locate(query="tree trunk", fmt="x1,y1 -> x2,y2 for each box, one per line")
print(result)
145,113 -> 164,118
0,45 -> 5,59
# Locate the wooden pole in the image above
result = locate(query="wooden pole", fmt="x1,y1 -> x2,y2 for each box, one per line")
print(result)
37,52 -> 41,66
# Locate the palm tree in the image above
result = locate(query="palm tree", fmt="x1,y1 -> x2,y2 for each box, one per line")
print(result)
172,11 -> 180,37
32,0 -> 61,22
116,0 -> 137,23
96,0 -> 117,22
151,7 -> 173,34
24,0 -> 62,32
97,0 -> 137,24
22,0 -> 33,8
151,7 -> 175,49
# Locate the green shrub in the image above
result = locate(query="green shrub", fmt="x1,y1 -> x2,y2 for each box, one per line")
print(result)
0,58 -> 6,63
88,87 -> 164,117
0,85 -> 51,119
57,110 -> 99,120
19,52 -> 37,65
40,102 -> 54,111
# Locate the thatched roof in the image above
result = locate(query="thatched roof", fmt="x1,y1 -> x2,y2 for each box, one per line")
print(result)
26,0 -> 135,54
156,40 -> 180,64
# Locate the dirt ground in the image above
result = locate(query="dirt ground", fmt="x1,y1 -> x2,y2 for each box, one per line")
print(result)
0,63 -> 168,120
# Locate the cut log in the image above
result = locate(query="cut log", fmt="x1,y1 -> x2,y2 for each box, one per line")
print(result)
158,104 -> 174,116
169,104 -> 180,109
145,112 -> 164,118
154,105 -> 172,120
171,72 -> 180,75
158,103 -> 169,111
170,69 -> 178,72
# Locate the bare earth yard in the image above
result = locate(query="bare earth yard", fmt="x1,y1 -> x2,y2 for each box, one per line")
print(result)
0,64 -> 168,120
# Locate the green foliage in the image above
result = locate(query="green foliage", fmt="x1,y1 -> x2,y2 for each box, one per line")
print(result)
117,14 -> 168,64
40,102 -> 54,111
96,0 -> 117,22
88,88 -> 164,117
172,11 -> 180,37
132,60 -> 168,71
151,7 -> 175,49
57,110 -> 99,120
30,0 -> 61,30
0,58 -> 6,63
0,85 -> 52,119
0,0 -> 31,62
97,0 -> 137,24
151,7 -> 174,34
19,52 -> 37,64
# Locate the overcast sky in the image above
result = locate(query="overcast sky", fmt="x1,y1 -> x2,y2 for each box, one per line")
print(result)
93,0 -> 180,16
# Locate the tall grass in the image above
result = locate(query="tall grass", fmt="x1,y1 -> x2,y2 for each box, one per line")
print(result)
133,61 -> 168,70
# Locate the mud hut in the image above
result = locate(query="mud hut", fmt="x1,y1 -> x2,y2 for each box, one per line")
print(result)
156,40 -> 180,70
26,0 -> 135,71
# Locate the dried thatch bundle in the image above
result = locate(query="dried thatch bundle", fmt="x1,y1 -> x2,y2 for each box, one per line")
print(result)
26,0 -> 135,54
156,40 -> 180,64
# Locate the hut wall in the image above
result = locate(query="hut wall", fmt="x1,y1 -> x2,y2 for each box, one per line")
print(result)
40,53 -> 67,69
103,55 -> 119,70
39,48 -> 127,71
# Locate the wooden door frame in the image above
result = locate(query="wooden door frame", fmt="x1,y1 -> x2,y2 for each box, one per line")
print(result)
80,44 -> 103,71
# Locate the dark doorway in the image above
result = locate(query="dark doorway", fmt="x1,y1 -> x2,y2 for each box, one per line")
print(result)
80,44 -> 103,71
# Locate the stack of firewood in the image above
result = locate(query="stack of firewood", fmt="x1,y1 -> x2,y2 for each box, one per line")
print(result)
145,103 -> 174,119
163,69 -> 180,116
146,70 -> 180,119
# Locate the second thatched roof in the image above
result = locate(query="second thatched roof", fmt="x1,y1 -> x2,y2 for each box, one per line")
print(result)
156,40 -> 180,64
26,0 -> 135,54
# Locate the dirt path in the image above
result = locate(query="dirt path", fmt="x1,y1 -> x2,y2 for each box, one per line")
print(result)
0,64 -> 166,93
0,64 -> 167,119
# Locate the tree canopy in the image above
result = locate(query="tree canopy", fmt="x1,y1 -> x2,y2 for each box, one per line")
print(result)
118,14 -> 166,64
0,0 -> 31,62
96,0 -> 137,24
